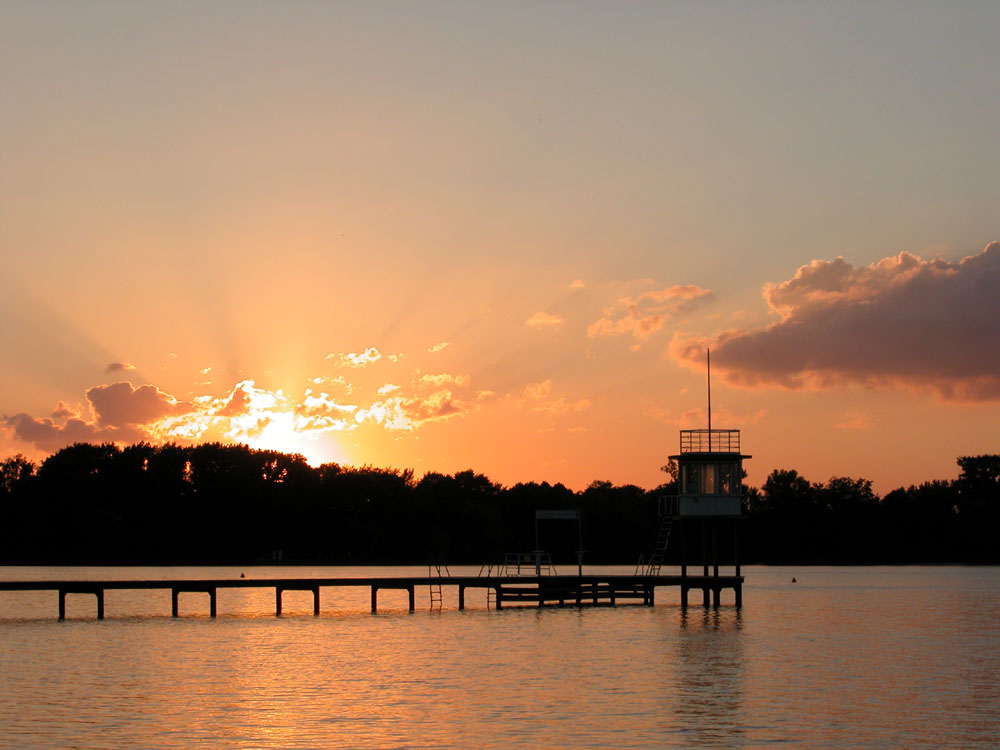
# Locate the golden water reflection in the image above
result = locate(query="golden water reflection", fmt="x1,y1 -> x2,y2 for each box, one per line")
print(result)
1,566 -> 998,748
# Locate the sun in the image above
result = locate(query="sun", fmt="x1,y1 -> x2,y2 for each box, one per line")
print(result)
243,413 -> 350,467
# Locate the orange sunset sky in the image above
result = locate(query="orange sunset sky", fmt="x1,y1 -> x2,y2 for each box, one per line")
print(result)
1,2 -> 997,493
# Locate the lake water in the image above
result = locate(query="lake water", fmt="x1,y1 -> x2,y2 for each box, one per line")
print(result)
1,565 -> 998,749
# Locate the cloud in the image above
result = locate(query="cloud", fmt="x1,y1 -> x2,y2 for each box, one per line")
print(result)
569,279 -> 586,289
415,373 -> 470,388
522,380 -> 552,400
526,311 -> 564,329
326,347 -> 382,368
519,379 -> 590,416
50,401 -> 77,419
356,375 -> 491,432
0,413 -> 138,453
588,284 -> 712,340
2,343 -> 498,456
214,381 -> 254,417
671,242 -> 1000,402
310,375 -> 353,395
85,382 -> 190,426
356,390 -> 474,431
105,362 -> 135,373
428,342 -> 450,353
1,382 -> 192,452
299,391 -> 357,419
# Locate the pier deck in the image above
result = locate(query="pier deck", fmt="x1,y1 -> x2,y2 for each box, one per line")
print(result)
0,574 -> 742,619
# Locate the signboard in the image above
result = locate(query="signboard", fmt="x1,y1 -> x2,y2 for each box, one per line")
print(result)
535,510 -> 580,520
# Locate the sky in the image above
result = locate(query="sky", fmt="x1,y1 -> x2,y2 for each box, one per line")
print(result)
1,1 -> 997,494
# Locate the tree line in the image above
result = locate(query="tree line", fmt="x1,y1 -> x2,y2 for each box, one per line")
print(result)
1,442 -> 997,565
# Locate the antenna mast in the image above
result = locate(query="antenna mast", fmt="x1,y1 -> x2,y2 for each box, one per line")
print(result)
707,348 -> 712,435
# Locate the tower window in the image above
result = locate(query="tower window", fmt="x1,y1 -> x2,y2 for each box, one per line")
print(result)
719,463 -> 733,495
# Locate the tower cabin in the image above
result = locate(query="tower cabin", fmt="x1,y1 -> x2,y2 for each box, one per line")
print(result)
668,428 -> 751,518
659,427 -> 750,607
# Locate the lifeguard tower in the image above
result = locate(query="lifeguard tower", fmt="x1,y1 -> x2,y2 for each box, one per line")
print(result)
646,352 -> 750,607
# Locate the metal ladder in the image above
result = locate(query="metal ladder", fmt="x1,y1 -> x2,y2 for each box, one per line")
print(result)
646,514 -> 673,576
479,561 -> 503,609
428,558 -> 449,611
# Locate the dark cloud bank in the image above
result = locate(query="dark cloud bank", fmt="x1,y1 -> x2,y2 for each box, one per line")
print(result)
672,242 -> 1000,402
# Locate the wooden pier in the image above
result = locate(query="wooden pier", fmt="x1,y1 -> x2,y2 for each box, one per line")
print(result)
0,573 -> 743,620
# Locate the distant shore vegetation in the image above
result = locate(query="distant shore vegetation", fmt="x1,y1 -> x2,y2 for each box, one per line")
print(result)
1,443 -> 997,565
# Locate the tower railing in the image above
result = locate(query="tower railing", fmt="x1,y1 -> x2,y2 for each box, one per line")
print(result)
679,429 -> 741,453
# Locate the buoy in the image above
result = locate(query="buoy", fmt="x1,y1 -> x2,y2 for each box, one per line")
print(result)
791,577 -> 797,583
240,572 -> 246,578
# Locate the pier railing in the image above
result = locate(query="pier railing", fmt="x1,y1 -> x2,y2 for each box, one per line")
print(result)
679,429 -> 741,453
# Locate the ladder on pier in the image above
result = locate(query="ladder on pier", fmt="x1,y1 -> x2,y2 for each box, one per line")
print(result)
479,560 -> 503,609
646,512 -> 673,576
428,558 -> 449,611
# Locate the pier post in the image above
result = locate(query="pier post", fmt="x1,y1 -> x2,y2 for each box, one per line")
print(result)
209,588 -> 217,618
702,520 -> 708,578
276,587 -> 283,616
702,586 -> 710,608
408,586 -> 415,612
712,524 -> 719,579
171,589 -> 179,617
735,583 -> 743,608
494,587 -> 502,609
680,523 -> 687,579
312,587 -> 320,616
371,587 -> 378,613
734,521 -> 741,578
58,589 -> 66,620
458,586 -> 465,611
680,585 -> 688,608
712,587 -> 720,608
96,589 -> 104,620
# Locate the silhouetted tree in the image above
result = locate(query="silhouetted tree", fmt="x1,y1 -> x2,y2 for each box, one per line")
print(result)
1,442 -> 996,565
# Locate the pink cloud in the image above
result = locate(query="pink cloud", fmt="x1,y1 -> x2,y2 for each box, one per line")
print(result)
2,382 -> 188,453
588,284 -> 712,340
215,382 -> 252,417
50,401 -> 77,419
671,242 -> 1000,402
1,413 -> 141,453
86,382 -> 190,426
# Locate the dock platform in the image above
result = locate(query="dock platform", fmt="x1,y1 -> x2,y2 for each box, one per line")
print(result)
0,573 -> 743,619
